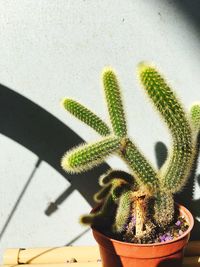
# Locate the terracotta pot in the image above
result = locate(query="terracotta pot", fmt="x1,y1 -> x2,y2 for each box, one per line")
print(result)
92,204 -> 194,267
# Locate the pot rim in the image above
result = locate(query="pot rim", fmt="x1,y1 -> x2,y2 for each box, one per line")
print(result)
92,203 -> 194,247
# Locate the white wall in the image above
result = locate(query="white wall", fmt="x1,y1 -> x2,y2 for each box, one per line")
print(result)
0,0 -> 200,262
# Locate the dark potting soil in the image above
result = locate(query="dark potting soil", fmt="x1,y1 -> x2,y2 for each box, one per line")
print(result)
148,216 -> 189,244
101,215 -> 189,244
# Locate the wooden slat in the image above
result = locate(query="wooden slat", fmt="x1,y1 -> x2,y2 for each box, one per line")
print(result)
1,258 -> 200,267
3,247 -> 100,265
1,242 -> 200,266
0,263 -> 101,267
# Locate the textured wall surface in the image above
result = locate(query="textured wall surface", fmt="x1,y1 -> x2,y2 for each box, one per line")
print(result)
0,0 -> 200,262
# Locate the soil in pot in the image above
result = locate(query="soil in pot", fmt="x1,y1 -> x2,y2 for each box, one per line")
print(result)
115,214 -> 189,244
94,202 -> 189,245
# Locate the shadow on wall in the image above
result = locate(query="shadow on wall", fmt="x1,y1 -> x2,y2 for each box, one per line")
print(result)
0,84 -> 109,222
173,0 -> 200,34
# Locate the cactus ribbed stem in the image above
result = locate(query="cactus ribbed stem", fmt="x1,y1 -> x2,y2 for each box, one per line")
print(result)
123,139 -> 159,193
61,136 -> 121,173
102,68 -> 127,137
138,63 -> 193,192
153,192 -> 174,226
190,103 -> 200,133
113,190 -> 132,233
62,98 -> 111,136
162,140 -> 193,192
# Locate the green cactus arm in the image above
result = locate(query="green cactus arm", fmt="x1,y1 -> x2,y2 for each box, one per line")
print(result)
153,192 -> 174,227
123,139 -> 159,193
102,68 -> 127,137
62,98 -> 111,136
138,63 -> 193,192
113,189 -> 133,233
189,103 -> 200,133
61,136 -> 121,173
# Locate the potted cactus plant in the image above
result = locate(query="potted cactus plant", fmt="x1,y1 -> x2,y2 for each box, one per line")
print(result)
61,62 -> 200,267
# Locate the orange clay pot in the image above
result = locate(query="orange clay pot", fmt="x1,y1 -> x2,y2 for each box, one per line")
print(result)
92,204 -> 194,267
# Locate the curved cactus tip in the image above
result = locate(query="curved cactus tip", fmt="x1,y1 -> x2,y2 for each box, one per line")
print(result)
61,151 -> 73,173
61,97 -> 74,110
101,66 -> 116,80
190,102 -> 200,131
137,61 -> 158,81
61,136 -> 121,174
61,146 -> 80,173
60,97 -> 68,108
79,214 -> 94,225
137,61 -> 154,72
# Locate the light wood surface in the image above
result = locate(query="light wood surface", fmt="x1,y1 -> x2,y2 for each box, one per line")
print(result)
1,241 -> 200,266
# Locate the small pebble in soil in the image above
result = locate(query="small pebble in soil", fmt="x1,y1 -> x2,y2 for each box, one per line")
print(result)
154,216 -> 189,243
175,220 -> 181,226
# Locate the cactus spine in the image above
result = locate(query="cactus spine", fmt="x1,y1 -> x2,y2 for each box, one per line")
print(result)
61,62 -> 198,243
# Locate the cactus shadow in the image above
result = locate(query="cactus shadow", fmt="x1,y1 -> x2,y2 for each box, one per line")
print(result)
172,0 -> 200,35
155,141 -> 168,169
0,84 -> 109,223
155,139 -> 200,240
